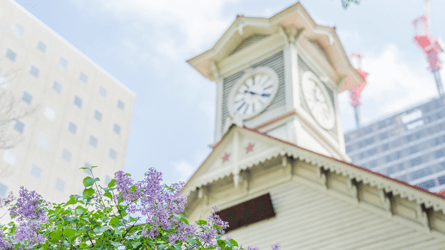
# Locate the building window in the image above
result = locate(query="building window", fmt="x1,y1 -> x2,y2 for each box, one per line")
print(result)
62,149 -> 71,162
117,100 -> 125,110
0,182 -> 7,198
79,72 -> 88,83
74,96 -> 82,108
417,179 -> 436,190
13,24 -> 24,37
94,110 -> 102,122
439,175 -> 445,185
89,136 -> 98,148
6,49 -> 16,62
105,175 -> 111,185
0,75 -> 8,89
99,86 -> 107,97
58,57 -> 67,68
22,91 -> 32,105
52,81 -> 62,93
411,157 -> 423,167
55,178 -> 65,192
68,122 -> 77,134
37,133 -> 50,149
31,165 -> 42,179
37,41 -> 46,53
83,162 -> 92,176
3,150 -> 17,166
435,149 -> 445,159
114,124 -> 121,135
14,120 -> 24,134
30,65 -> 40,78
44,106 -> 56,121
109,148 -> 117,161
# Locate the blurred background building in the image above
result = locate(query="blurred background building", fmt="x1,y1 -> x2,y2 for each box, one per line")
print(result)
0,0 -> 135,203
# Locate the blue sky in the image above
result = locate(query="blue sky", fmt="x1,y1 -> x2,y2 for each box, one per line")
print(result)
14,0 -> 445,187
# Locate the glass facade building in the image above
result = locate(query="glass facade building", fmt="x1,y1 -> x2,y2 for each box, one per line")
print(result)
344,97 -> 445,192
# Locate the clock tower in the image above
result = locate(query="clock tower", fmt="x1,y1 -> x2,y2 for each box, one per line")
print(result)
187,3 -> 364,161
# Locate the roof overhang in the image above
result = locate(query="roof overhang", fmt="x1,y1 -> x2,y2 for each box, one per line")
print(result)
187,2 -> 364,93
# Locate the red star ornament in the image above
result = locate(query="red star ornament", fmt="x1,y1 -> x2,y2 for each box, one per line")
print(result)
221,153 -> 230,163
246,143 -> 255,154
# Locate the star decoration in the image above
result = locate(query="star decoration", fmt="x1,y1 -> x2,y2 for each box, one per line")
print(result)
246,143 -> 255,154
221,153 -> 230,163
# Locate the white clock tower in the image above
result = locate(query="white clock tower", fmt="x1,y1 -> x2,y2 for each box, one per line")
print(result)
188,3 -> 364,162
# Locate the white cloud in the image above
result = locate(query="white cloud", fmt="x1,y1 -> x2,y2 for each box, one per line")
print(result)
173,150 -> 210,183
340,44 -> 436,132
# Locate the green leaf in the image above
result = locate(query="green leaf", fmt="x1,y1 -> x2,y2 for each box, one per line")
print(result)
111,241 -> 122,247
83,177 -> 100,187
229,239 -> 239,247
109,217 -> 119,226
93,226 -> 109,235
83,188 -> 95,198
180,217 -> 189,225
195,220 -> 207,226
50,231 -> 63,241
213,224 -> 222,230
91,165 -> 98,169
63,228 -> 76,241
103,192 -> 112,200
75,205 -> 86,215
108,179 -> 116,187
173,243 -> 181,250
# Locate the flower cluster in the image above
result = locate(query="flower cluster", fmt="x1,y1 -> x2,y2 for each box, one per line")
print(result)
0,167 -> 281,250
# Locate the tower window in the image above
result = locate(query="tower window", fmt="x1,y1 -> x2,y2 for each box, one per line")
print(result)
109,148 -> 117,161
89,136 -> 98,148
44,106 -> 56,121
99,86 -> 107,97
114,124 -> 121,135
117,100 -> 125,110
52,81 -> 62,93
55,178 -> 65,192
22,91 -> 32,105
68,122 -> 77,134
62,149 -> 71,162
6,49 -> 16,62
31,165 -> 42,179
30,65 -> 40,78
37,41 -> 46,53
2,150 -> 17,166
94,110 -> 102,122
74,96 -> 82,108
79,72 -> 88,83
59,57 -> 67,68
37,133 -> 50,149
13,24 -> 24,37
14,120 -> 24,134
0,182 -> 7,198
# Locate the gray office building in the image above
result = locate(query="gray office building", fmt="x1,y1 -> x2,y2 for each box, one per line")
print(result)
344,97 -> 445,192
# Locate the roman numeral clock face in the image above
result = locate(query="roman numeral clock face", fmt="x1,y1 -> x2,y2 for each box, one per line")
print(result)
228,67 -> 279,120
302,71 -> 335,130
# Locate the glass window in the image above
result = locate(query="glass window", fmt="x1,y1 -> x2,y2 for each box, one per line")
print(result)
382,143 -> 389,151
117,100 -> 125,110
55,178 -> 65,192
30,65 -> 40,78
380,132 -> 388,141
62,149 -> 71,162
396,163 -> 404,171
0,182 -> 7,198
6,49 -> 16,62
386,166 -> 395,175
94,110 -> 102,122
385,155 -> 391,163
398,175 -> 408,182
58,57 -> 67,68
74,96 -> 82,108
13,24 -> 24,37
52,81 -> 62,93
14,120 -> 24,134
410,157 -> 423,167
89,136 -> 97,148
37,41 -> 46,53
3,150 -> 17,166
99,86 -> 107,97
44,106 -> 56,121
114,124 -> 121,135
68,122 -> 77,134
31,165 -> 41,179
37,133 -> 50,149
22,91 -> 32,105
83,162 -> 91,176
109,148 -> 117,161
435,149 -> 445,159
79,72 -> 88,83
417,179 -> 436,190
438,175 -> 445,185
105,175 -> 111,185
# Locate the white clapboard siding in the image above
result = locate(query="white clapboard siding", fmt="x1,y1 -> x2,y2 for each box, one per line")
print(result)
225,181 -> 445,250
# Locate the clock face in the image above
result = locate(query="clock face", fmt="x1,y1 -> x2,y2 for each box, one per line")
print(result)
302,71 -> 335,130
228,67 -> 279,120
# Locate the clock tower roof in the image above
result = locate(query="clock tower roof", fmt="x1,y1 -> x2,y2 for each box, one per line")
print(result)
187,2 -> 364,93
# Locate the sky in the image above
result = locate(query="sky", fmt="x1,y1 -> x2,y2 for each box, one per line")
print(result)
14,0 -> 445,187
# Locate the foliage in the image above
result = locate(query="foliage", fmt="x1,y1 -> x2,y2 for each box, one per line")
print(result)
341,0 -> 361,9
0,167 -> 280,250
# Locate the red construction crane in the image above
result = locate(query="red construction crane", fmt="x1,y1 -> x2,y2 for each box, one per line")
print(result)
413,0 -> 444,96
349,53 -> 369,128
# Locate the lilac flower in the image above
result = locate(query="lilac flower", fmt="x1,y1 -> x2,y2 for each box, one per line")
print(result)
0,230 -> 14,250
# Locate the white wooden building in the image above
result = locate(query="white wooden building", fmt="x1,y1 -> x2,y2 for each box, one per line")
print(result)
182,3 -> 445,249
